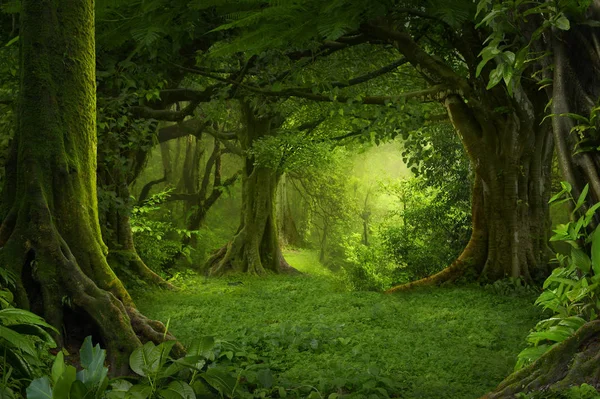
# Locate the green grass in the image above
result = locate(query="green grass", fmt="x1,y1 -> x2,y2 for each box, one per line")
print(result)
134,254 -> 541,399
283,249 -> 332,276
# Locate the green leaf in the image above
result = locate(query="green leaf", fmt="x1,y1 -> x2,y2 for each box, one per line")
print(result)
591,227 -> 600,276
77,336 -> 108,388
130,341 -> 157,377
199,367 -> 237,397
257,368 -> 273,389
584,202 -> 600,225
70,380 -> 88,399
571,248 -> 592,273
53,363 -> 77,399
189,336 -> 215,358
486,65 -> 504,89
527,326 -> 572,344
158,381 -> 196,399
574,184 -> 590,214
4,36 -> 19,47
560,181 -> 573,192
27,377 -> 53,399
554,15 -> 570,30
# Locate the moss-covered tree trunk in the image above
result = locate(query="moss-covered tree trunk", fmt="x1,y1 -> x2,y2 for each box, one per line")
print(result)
0,0 -> 179,374
101,180 -> 172,289
205,104 -> 292,275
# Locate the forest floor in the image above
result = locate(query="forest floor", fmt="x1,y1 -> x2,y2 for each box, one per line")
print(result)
134,250 -> 542,399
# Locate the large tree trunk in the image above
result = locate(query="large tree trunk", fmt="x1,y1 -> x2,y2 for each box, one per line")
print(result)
387,88 -> 553,291
0,0 -> 179,374
482,6 -> 600,398
205,103 -> 292,275
276,174 -> 303,247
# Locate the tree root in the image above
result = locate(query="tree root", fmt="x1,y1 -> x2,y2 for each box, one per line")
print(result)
108,250 -> 176,291
482,320 -> 600,398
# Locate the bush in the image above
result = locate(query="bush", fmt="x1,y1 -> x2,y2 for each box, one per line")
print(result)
131,190 -> 196,276
379,177 -> 470,282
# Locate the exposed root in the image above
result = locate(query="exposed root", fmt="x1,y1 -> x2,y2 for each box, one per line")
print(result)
127,307 -> 185,358
385,257 -> 472,293
108,250 -> 176,290
482,320 -> 600,398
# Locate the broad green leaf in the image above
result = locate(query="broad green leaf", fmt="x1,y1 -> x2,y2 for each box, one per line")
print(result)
77,336 -> 108,388
591,227 -> 600,275
158,381 -> 196,399
199,367 -> 237,397
189,336 -> 215,358
554,15 -> 570,30
0,325 -> 37,356
125,384 -> 152,399
130,341 -> 164,377
27,377 -> 53,399
70,380 -> 88,399
571,247 -> 592,273
527,326 -> 572,344
52,364 -> 77,399
51,352 -> 68,385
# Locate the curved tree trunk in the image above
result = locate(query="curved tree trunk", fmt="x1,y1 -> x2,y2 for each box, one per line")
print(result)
205,103 -> 293,275
483,6 -> 600,398
0,0 -> 180,374
387,89 -> 553,291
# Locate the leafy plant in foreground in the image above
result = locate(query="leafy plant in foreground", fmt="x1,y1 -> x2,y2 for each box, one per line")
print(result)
516,182 -> 600,370
0,270 -> 57,398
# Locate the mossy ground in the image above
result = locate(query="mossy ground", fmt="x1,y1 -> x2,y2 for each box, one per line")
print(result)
134,250 -> 542,399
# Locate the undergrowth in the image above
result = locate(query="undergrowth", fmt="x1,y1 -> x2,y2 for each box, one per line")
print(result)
133,251 -> 542,399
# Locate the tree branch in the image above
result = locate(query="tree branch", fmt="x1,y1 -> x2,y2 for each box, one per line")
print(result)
157,119 -> 207,143
362,23 -> 470,94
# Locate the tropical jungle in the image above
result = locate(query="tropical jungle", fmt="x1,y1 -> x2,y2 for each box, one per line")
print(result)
1,0 -> 600,398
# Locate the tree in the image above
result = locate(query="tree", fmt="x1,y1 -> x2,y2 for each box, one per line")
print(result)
187,0 -> 554,284
205,102 -> 293,275
0,0 -> 179,374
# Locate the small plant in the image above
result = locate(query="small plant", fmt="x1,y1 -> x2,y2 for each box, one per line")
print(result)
0,270 -> 57,398
516,182 -> 600,370
131,189 -> 198,275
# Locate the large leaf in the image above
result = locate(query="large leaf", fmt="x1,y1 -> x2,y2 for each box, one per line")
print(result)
52,362 -> 77,399
571,248 -> 592,273
0,325 -> 37,356
27,377 -> 53,399
130,340 -> 176,378
130,341 -> 159,377
591,226 -> 600,276
199,367 -> 237,397
188,336 -> 215,358
158,381 -> 196,399
77,336 -> 108,388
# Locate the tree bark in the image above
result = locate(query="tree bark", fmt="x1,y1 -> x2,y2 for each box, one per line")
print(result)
482,321 -> 600,398
482,5 -> 600,397
205,103 -> 293,275
0,0 -> 180,374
